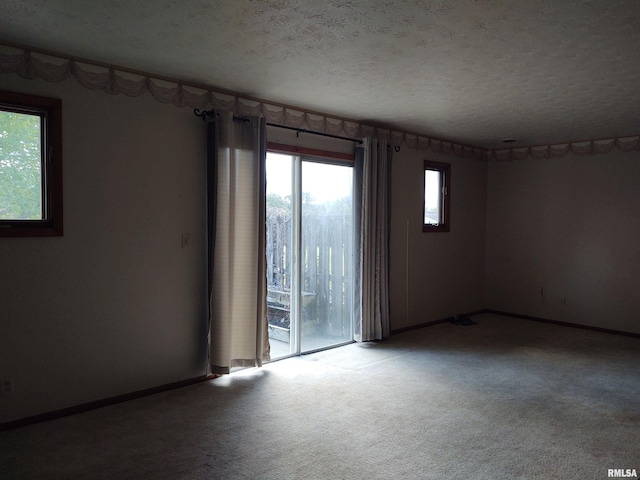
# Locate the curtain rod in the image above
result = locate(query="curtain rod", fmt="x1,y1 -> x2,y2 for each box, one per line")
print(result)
194,111 -> 364,145
266,123 -> 363,144
196,112 -> 399,151
193,110 -> 252,123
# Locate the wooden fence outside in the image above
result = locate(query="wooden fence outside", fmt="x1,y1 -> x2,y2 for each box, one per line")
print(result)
266,208 -> 353,338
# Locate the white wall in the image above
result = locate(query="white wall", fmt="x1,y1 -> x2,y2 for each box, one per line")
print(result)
389,147 -> 487,330
485,150 -> 640,334
0,74 -> 208,423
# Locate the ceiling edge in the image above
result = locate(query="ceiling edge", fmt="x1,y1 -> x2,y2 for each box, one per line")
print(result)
1,40 -> 638,161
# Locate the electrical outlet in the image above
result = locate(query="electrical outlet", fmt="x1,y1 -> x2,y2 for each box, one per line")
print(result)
181,233 -> 190,248
1,377 -> 14,396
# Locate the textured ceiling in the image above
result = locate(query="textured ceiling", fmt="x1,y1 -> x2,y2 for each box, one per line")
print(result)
1,0 -> 640,149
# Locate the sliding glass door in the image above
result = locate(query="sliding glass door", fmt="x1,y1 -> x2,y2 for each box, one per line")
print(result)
266,152 -> 354,358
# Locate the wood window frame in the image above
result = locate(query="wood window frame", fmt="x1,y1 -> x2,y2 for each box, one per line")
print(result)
266,142 -> 355,164
422,160 -> 450,233
0,90 -> 63,237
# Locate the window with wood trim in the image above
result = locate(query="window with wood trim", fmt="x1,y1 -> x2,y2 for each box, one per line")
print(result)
423,160 -> 450,232
0,90 -> 63,237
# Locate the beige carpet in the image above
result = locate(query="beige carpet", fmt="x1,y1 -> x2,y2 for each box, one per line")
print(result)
1,314 -> 639,479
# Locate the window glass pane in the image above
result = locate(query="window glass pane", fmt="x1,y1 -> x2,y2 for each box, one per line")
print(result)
266,152 -> 354,358
424,169 -> 440,225
0,110 -> 43,220
301,160 -> 353,352
266,153 -> 294,359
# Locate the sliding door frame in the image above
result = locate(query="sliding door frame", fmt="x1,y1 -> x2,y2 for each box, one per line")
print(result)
266,145 -> 356,358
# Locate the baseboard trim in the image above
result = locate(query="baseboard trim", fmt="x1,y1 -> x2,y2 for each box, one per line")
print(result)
0,374 -> 216,432
391,308 -> 640,339
483,309 -> 640,339
391,309 -> 486,334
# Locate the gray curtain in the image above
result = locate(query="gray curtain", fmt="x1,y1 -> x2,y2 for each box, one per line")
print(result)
353,137 -> 391,341
206,111 -> 270,374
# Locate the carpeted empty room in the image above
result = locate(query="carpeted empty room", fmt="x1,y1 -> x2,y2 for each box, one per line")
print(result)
1,313 -> 638,479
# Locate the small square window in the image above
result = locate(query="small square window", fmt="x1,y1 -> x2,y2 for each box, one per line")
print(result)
423,160 -> 450,232
0,91 -> 63,237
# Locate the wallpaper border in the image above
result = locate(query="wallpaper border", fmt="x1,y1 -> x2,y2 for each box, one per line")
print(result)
2,42 -> 638,161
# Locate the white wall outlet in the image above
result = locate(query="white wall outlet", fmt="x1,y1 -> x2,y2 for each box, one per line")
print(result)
181,233 -> 191,248
1,377 -> 14,396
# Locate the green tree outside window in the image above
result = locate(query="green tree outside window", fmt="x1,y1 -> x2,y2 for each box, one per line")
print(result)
0,110 -> 43,220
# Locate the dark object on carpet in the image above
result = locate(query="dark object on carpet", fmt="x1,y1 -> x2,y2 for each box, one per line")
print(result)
451,315 -> 477,326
